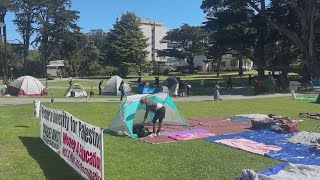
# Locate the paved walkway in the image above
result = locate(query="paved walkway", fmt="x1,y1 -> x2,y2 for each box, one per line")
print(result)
0,93 -> 297,106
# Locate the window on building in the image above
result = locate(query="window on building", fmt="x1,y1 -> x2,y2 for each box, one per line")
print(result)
221,61 -> 226,67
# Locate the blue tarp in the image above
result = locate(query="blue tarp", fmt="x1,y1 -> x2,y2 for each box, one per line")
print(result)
204,130 -> 320,166
137,86 -> 157,94
259,162 -> 288,176
236,162 -> 288,180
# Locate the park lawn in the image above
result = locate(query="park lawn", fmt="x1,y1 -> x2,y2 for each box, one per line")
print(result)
1,97 -> 320,179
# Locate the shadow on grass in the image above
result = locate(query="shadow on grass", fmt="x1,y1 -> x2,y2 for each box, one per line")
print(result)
14,125 -> 29,128
19,137 -> 83,180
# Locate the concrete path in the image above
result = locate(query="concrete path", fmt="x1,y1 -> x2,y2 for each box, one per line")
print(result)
0,93 -> 296,106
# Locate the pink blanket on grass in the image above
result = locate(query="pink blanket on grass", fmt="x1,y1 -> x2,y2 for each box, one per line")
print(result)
169,132 -> 216,141
215,138 -> 282,155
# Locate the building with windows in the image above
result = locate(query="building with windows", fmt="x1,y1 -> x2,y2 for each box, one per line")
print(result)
220,54 -> 253,71
140,19 -> 168,64
47,60 -> 65,77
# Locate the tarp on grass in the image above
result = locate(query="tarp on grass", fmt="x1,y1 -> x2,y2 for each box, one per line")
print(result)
204,130 -> 320,166
137,86 -> 157,94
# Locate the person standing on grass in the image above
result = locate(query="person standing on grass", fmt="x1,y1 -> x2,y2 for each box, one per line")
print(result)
155,77 -> 159,87
140,97 -> 166,137
98,80 -> 103,95
248,75 -> 252,86
213,82 -> 222,101
119,81 -> 125,101
226,77 -> 233,89
69,77 -> 73,86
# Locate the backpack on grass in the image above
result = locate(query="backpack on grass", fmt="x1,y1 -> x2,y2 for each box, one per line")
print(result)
133,124 -> 150,138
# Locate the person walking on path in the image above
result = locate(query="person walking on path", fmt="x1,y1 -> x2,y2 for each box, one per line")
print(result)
213,82 -> 222,101
119,81 -> 125,101
98,80 -> 103,95
226,77 -> 233,89
140,97 -> 166,137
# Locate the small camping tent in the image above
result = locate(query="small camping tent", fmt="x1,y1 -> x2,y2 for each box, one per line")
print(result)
7,76 -> 47,96
102,76 -> 131,96
108,93 -> 189,138
64,83 -> 87,97
163,76 -> 179,96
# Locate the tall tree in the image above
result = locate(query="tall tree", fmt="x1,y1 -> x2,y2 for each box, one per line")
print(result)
202,0 -> 267,76
203,4 -> 256,76
62,31 -> 100,77
34,0 -> 79,76
105,12 -> 148,70
13,0 -> 38,74
0,0 -> 13,81
86,29 -> 107,50
158,24 -> 208,73
247,0 -> 319,75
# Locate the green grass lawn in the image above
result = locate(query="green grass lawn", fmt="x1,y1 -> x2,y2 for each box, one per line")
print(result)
1,97 -> 319,179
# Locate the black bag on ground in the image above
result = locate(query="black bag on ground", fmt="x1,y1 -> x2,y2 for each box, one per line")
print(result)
133,124 -> 150,138
251,119 -> 276,130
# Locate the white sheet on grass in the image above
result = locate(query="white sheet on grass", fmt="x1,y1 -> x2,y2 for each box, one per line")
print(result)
288,131 -> 320,145
241,163 -> 320,180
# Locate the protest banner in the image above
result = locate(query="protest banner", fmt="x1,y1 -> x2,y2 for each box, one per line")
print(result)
40,106 -> 63,152
40,106 -> 104,180
60,111 -> 104,180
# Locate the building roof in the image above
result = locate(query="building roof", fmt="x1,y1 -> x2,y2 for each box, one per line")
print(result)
140,19 -> 163,26
47,60 -> 64,67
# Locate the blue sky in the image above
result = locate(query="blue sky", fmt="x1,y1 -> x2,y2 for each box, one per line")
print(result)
5,0 -> 206,42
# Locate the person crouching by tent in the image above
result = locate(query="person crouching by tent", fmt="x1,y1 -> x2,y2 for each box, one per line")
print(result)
119,81 -> 125,101
140,97 -> 166,137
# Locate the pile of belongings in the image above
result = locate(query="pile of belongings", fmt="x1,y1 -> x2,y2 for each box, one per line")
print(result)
251,114 -> 299,133
299,112 -> 320,120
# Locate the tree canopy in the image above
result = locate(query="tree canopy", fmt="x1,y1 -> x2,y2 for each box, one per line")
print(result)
105,12 -> 148,67
158,24 -> 208,73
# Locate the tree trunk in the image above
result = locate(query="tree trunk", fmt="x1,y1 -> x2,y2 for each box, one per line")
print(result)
23,19 -> 31,75
256,28 -> 265,78
217,57 -> 221,77
238,57 -> 243,76
187,56 -> 195,74
257,67 -> 265,77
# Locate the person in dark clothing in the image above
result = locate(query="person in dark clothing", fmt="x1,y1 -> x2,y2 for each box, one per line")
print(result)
98,80 -> 103,95
248,75 -> 252,86
226,77 -> 233,89
141,97 -> 166,137
178,80 -> 186,96
119,81 -> 125,101
155,77 -> 159,87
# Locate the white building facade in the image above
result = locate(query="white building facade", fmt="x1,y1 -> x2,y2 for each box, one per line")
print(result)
140,19 -> 168,63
